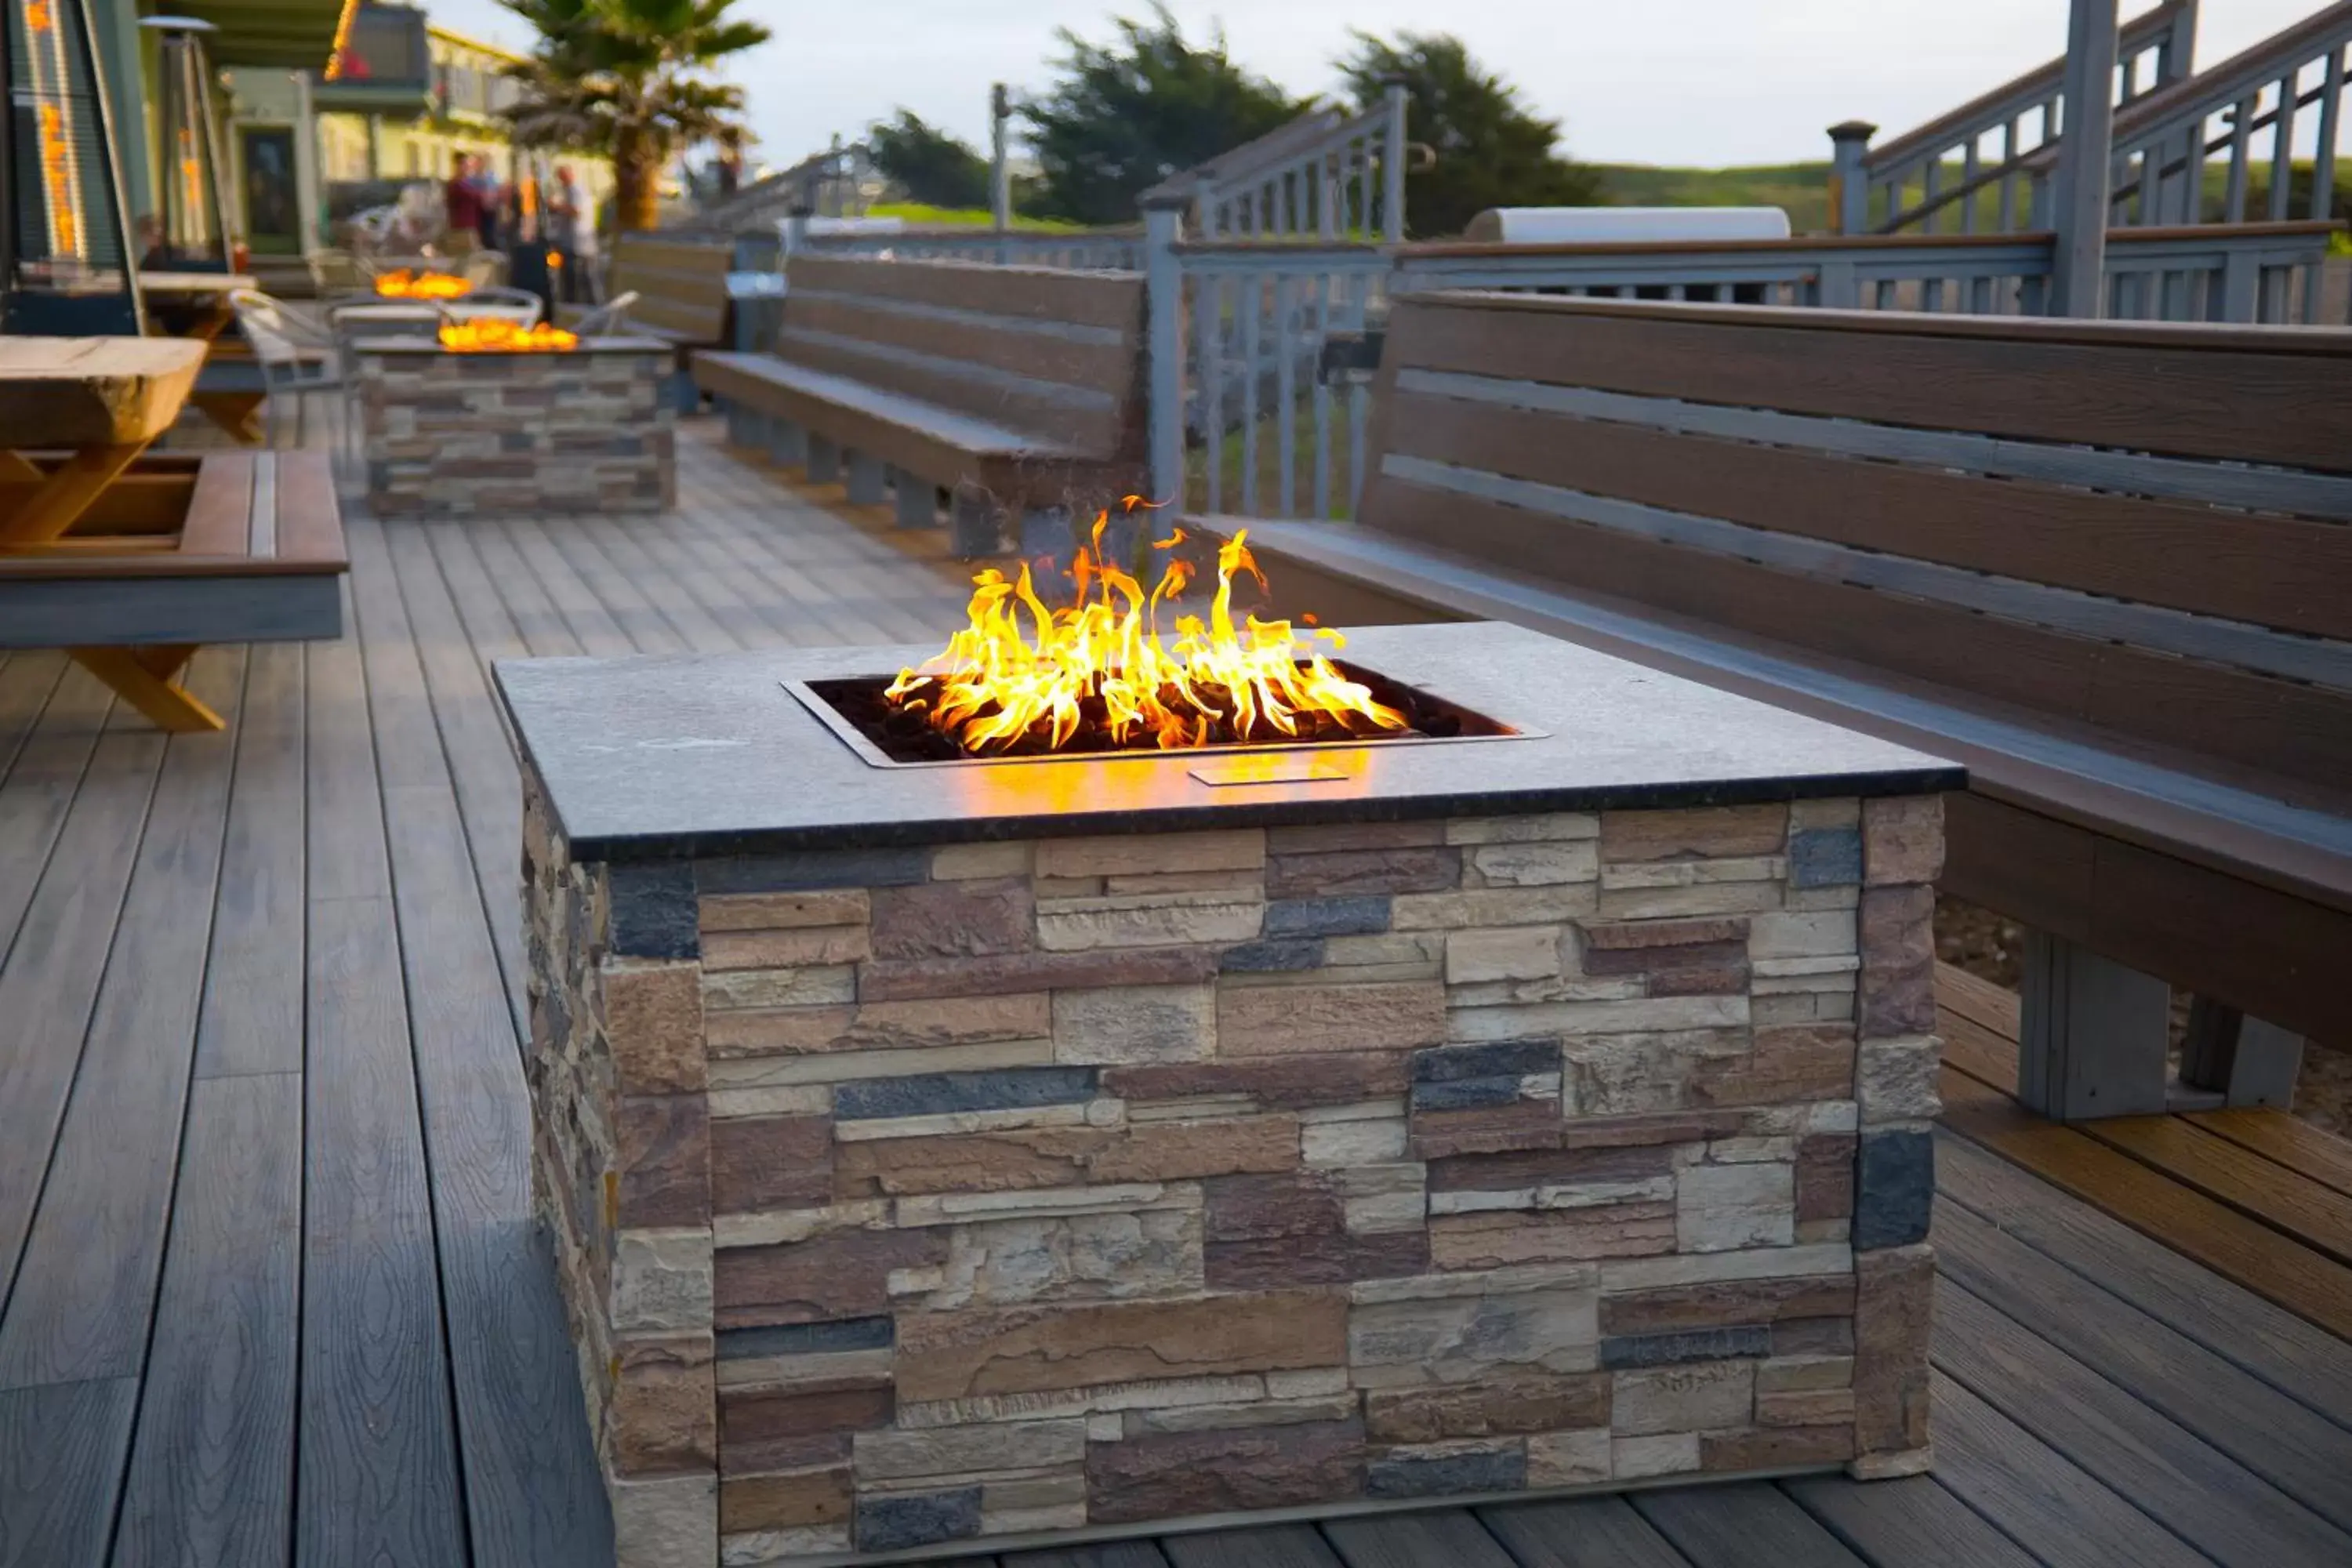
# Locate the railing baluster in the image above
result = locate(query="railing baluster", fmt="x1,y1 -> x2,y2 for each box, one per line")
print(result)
1312,273 -> 1333,520
2225,95 -> 2255,222
1345,273 -> 1369,521
1275,272 -> 1298,518
2314,45 -> 2345,230
1240,271 -> 1262,517
2270,72 -> 2299,222
1197,273 -> 1223,516
1962,135 -> 1982,233
1999,120 -> 2020,230
1923,277 -> 1945,312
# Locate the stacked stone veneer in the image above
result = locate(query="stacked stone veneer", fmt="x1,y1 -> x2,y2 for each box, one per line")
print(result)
359,341 -> 675,517
522,788 -> 1945,1566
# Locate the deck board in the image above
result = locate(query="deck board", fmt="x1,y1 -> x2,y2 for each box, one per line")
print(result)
5,418 -> 2350,1567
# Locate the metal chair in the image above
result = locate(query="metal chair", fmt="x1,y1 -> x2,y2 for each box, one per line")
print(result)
228,288 -> 351,459
461,249 -> 509,289
568,289 -> 641,336
457,285 -> 547,326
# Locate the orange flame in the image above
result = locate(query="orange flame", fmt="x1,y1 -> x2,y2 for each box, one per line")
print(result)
885,509 -> 1408,755
437,319 -> 579,353
376,268 -> 472,299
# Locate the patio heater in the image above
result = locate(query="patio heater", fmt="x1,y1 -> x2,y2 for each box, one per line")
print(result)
139,16 -> 240,272
1,0 -> 145,333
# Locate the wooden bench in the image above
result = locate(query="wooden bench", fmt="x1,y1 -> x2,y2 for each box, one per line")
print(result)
692,256 -> 1148,558
557,232 -> 732,408
0,450 -> 348,731
1203,292 -> 2352,1121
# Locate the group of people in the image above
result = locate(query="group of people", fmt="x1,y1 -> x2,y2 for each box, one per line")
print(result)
443,153 -> 602,303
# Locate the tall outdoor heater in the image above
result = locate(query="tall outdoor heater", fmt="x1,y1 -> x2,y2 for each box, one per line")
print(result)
139,16 -> 239,273
2,0 -> 145,333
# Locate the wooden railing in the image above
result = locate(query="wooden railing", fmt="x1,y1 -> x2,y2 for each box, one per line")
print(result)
1140,86 -> 1411,241
1842,1 -> 2198,234
1138,220 -> 2341,521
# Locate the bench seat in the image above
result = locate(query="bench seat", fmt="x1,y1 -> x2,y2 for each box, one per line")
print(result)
1200,292 -> 2352,1116
0,450 -> 347,730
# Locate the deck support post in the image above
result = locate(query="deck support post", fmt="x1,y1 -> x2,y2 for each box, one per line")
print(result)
949,485 -> 1000,559
845,450 -> 886,505
768,417 -> 806,467
2049,0 -> 2121,316
892,470 -> 937,528
724,401 -> 755,447
804,434 -> 840,485
2180,997 -> 2303,1109
2018,931 -> 2172,1120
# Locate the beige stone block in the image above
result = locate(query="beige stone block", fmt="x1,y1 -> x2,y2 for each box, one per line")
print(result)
1351,1261 -> 1599,1303
699,889 -> 870,931
701,965 -> 856,1011
1601,805 -> 1787,862
1864,796 -> 1944,886
1088,1413 -> 1127,1440
1601,855 -> 1787,890
1790,797 -> 1861,830
707,1037 -> 1053,1093
707,993 -> 1051,1058
1327,933 -> 1448,967
706,1083 -> 832,1123
1304,1116 -> 1409,1166
895,1374 -> 1269,1429
1611,1432 -> 1702,1479
853,1418 -> 1087,1481
1218,980 -> 1446,1056
1446,977 -> 1646,1009
1759,1387 -> 1857,1427
895,1291 -> 1344,1402
711,1200 -> 890,1251
1053,984 -> 1216,1065
601,960 -> 706,1094
611,1229 -> 715,1335
1428,1206 -> 1677,1269
1036,829 -> 1265,880
1559,1029 -> 1751,1118
700,924 -> 869,972
612,1472 -> 717,1568
1446,813 -> 1600,844
1600,1242 -> 1852,1294
1759,1355 -> 1855,1394
1526,1428 -> 1613,1486
1613,1361 -> 1755,1436
1036,891 -> 1263,952
1394,886 -> 1599,930
1849,1445 -> 1934,1479
1458,994 -> 1748,1048
1749,909 -> 1859,960
1677,1160 -> 1796,1252
1786,885 -> 1862,912
1596,882 -> 1784,920
1348,1287 -> 1599,1387
1471,841 -> 1599,887
894,1181 -> 1186,1226
1752,992 -> 1857,1027
1858,1035 -> 1943,1123
932,840 -> 1033,880
1105,868 -> 1266,895
1446,927 -> 1565,985
1265,1367 -> 1352,1397
720,1525 -> 850,1566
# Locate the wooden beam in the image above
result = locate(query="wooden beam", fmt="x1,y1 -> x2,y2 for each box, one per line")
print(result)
0,444 -> 152,546
67,646 -> 226,733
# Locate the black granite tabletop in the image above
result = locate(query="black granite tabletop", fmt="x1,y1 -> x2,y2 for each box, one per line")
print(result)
494,621 -> 1964,862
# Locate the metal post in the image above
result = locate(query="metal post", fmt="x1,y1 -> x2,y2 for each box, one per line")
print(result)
1827,122 -> 1877,235
2050,0 -> 2121,318
1381,78 -> 1410,243
1142,198 -> 1186,508
989,82 -> 1012,265
292,69 -> 324,253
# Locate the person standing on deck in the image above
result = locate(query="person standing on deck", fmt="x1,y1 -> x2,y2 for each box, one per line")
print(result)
444,153 -> 485,253
552,165 -> 602,305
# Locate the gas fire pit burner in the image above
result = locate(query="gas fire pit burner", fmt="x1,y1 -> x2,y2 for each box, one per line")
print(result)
787,660 -> 1537,768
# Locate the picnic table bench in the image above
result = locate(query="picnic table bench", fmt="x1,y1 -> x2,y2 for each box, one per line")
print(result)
693,254 -> 1148,556
1202,292 -> 2352,1120
0,338 -> 347,732
556,232 -> 733,408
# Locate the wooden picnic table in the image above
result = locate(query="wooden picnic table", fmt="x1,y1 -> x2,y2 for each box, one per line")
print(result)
0,337 -> 206,546
140,270 -> 268,442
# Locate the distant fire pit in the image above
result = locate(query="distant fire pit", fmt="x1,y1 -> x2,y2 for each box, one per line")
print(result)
498,620 -> 1962,1568
357,333 -> 674,517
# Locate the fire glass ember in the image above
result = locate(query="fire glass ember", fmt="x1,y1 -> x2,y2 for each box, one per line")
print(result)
437,318 -> 579,352
870,518 -> 1448,760
373,267 -> 471,299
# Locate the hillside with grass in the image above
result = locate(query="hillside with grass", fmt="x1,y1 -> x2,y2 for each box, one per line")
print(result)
1591,162 -> 1834,233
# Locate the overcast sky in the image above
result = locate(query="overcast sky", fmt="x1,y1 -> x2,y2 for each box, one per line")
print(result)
421,0 -> 2320,169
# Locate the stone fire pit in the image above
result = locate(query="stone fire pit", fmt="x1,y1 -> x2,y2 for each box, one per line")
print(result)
356,335 -> 676,517
495,622 -> 1961,1568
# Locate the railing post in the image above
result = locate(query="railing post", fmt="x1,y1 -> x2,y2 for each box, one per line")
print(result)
2051,0 -> 2121,317
1828,122 -> 1877,235
1381,78 -> 1410,243
2158,0 -> 2199,85
990,82 -> 1013,266
1142,198 -> 1187,509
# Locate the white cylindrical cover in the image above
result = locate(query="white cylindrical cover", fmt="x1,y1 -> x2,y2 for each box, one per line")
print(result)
1463,207 -> 1793,244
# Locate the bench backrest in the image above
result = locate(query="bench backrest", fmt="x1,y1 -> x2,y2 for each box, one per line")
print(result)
1363,293 -> 2352,801
775,255 -> 1147,460
605,233 -> 732,343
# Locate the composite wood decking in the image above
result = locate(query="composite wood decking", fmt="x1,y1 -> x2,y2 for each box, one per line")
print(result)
1,420 -> 2348,1567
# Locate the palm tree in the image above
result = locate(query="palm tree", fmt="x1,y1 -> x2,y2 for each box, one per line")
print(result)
500,0 -> 770,232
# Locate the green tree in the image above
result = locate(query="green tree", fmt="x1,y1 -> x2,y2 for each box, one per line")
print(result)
1338,31 -> 1602,240
868,111 -> 993,211
1021,5 -> 1301,226
499,0 -> 771,232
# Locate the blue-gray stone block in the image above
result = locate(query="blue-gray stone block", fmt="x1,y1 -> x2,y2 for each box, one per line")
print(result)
1410,1076 -> 1527,1112
1220,938 -> 1326,972
1855,1128 -> 1934,1250
855,1487 -> 982,1552
1599,1325 -> 1773,1369
1789,826 -> 1864,889
835,1067 -> 1098,1122
608,862 -> 698,959
717,1317 -> 893,1359
1365,1446 -> 1527,1499
1265,896 -> 1392,938
695,846 -> 928,895
1414,1039 -> 1560,1083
